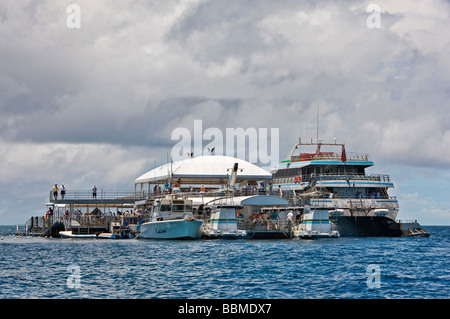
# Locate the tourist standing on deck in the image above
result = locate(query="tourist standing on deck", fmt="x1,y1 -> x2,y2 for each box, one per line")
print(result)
249,211 -> 255,230
60,184 -> 66,199
287,210 -> 294,224
92,185 -> 97,199
52,184 -> 59,200
271,210 -> 279,230
296,210 -> 302,225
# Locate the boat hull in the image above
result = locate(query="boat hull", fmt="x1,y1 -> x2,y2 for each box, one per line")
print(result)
246,230 -> 291,239
330,216 -> 404,237
203,230 -> 248,239
138,219 -> 204,239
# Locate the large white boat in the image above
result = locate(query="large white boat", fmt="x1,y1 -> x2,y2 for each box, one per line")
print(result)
138,196 -> 203,240
272,139 -> 429,237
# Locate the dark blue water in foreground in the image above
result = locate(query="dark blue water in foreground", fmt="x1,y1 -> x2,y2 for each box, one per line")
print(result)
0,226 -> 448,299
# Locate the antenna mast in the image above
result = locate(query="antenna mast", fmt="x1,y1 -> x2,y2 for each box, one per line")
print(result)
316,103 -> 319,142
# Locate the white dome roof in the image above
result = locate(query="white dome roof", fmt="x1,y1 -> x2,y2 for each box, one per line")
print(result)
135,155 -> 271,185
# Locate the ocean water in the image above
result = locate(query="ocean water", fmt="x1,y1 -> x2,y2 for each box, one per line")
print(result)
0,226 -> 448,299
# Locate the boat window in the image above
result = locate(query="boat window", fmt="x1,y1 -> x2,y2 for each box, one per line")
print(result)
160,205 -> 172,212
172,204 -> 185,212
185,205 -> 193,212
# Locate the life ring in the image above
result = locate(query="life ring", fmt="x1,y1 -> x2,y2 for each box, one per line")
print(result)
294,175 -> 301,183
294,176 -> 298,183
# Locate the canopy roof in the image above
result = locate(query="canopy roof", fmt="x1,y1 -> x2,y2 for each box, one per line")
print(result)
135,155 -> 272,185
199,195 -> 289,207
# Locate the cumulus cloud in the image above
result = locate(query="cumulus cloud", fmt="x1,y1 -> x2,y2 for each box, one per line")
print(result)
0,0 -> 449,223
0,138 -> 159,222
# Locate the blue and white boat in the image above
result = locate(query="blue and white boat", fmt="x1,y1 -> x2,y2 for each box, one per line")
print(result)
138,196 -> 203,240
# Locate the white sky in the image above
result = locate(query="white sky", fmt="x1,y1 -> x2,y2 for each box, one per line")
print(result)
0,0 -> 449,225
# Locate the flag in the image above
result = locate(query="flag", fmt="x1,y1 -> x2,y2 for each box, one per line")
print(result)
341,145 -> 347,163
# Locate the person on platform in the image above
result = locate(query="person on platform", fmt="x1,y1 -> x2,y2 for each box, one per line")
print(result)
60,184 -> 66,199
52,184 -> 59,200
92,185 -> 97,199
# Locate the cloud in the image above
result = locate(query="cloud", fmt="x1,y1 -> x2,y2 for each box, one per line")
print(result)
0,139 -> 154,188
0,138 -> 159,223
397,192 -> 450,225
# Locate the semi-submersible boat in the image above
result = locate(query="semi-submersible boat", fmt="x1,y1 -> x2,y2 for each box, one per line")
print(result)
271,139 -> 429,237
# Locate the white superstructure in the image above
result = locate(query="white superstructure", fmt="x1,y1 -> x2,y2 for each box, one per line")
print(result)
293,206 -> 339,239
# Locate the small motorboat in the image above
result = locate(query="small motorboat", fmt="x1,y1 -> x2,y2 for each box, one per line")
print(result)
59,231 -> 97,239
138,196 -> 203,240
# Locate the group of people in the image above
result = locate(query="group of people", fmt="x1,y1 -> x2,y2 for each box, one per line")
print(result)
286,210 -> 303,225
249,209 -> 303,230
150,182 -> 206,195
248,210 -> 280,230
51,184 -> 66,200
51,184 -> 98,199
150,179 -> 183,195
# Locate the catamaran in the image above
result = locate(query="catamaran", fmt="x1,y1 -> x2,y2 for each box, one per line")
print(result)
272,139 -> 429,237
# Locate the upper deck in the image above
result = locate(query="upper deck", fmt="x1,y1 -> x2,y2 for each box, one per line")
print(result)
287,151 -> 371,164
277,141 -> 374,169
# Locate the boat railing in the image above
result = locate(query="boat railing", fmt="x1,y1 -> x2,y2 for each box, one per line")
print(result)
25,216 -> 47,235
290,152 -> 371,163
301,194 -> 397,200
25,209 -> 66,235
396,219 -> 419,224
49,190 -> 149,202
312,173 -> 391,182
49,189 -> 282,203
273,173 -> 392,186
64,213 -> 144,230
304,196 -> 398,209
237,218 -> 294,232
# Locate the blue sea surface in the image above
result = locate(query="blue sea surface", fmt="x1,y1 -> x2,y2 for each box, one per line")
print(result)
0,226 -> 448,299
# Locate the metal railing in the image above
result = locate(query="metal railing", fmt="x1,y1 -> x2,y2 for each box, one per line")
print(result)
290,152 -> 371,163
274,173 -> 392,186
49,190 -> 147,202
306,197 -> 398,210
49,189 -> 283,202
25,211 -> 65,235
312,173 -> 391,182
237,218 -> 294,232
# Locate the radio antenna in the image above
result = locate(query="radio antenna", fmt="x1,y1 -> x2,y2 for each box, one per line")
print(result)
316,103 -> 319,142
